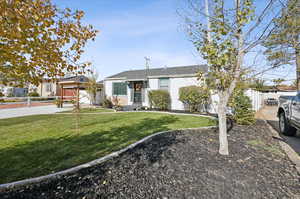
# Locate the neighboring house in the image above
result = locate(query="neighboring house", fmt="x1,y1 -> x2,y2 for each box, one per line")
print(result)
104,65 -> 208,110
0,84 -> 28,97
36,79 -> 59,97
0,75 -> 104,104
59,75 -> 104,105
258,85 -> 297,104
36,76 -> 90,97
58,75 -> 90,97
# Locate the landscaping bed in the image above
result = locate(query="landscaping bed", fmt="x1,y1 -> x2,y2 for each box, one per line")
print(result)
1,120 -> 299,198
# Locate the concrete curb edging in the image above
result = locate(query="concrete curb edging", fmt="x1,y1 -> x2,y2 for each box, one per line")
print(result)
0,123 -> 216,191
263,120 -> 300,174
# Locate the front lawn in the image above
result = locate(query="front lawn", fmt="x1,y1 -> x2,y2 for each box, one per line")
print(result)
0,112 -> 215,184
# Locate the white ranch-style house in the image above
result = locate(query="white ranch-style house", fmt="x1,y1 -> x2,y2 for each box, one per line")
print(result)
104,65 -> 208,110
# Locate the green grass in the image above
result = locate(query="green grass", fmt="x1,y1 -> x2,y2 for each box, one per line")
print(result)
60,107 -> 114,113
247,139 -> 284,157
0,112 -> 215,184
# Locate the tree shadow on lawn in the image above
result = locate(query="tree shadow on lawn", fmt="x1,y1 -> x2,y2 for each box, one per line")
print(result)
0,115 -> 182,184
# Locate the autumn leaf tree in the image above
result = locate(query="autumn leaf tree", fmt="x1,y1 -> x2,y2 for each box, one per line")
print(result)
0,0 -> 98,86
186,0 -> 281,155
263,0 -> 300,89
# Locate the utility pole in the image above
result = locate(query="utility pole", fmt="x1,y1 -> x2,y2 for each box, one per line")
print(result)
144,57 -> 150,77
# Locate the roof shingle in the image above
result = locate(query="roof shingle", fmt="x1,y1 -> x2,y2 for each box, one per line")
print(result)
106,65 -> 207,80
59,75 -> 89,83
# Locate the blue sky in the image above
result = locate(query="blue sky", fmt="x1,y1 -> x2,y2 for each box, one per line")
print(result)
53,0 -> 295,84
53,0 -> 201,80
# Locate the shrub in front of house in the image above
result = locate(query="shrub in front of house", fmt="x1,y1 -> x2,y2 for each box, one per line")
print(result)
111,96 -> 123,111
230,90 -> 255,125
179,86 -> 210,112
103,98 -> 113,108
7,92 -> 14,97
0,91 -> 4,102
148,90 -> 170,110
27,91 -> 40,97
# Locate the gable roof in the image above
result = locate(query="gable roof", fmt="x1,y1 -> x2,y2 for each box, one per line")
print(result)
106,65 -> 208,80
59,75 -> 89,83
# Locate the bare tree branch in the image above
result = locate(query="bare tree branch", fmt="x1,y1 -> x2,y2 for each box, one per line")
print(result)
245,0 -> 276,37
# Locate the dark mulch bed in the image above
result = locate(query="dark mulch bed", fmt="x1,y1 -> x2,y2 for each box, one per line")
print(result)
1,120 -> 300,199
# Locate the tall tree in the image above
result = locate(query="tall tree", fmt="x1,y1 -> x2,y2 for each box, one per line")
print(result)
0,0 -> 98,86
251,78 -> 266,91
264,0 -> 300,89
186,0 -> 280,155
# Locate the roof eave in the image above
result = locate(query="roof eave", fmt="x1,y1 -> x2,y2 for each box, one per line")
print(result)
148,73 -> 197,79
105,77 -> 127,81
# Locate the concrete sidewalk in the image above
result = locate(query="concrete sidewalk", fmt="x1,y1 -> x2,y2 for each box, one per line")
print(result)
0,105 -> 72,119
256,106 -> 300,155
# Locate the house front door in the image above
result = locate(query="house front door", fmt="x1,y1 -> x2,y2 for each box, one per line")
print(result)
133,82 -> 143,103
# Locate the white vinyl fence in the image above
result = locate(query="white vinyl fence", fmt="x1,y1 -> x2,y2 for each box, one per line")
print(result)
245,89 -> 297,112
245,89 -> 263,112
207,89 -> 294,114
261,91 -> 297,102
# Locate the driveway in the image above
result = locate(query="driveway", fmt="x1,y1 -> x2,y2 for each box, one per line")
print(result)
0,105 -> 72,119
256,105 -> 300,155
0,102 -> 53,109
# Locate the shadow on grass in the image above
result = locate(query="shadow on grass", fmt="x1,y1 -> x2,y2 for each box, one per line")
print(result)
0,115 -> 180,184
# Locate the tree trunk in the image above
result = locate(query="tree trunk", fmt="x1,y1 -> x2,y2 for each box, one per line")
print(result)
218,92 -> 229,155
76,85 -> 80,110
205,0 -> 211,42
296,48 -> 300,91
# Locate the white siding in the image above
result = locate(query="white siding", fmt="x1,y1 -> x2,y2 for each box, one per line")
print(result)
148,78 -> 159,89
104,80 -> 113,99
147,77 -> 200,110
145,78 -> 160,107
79,90 -> 104,105
95,90 -> 104,105
105,78 -> 283,113
37,82 -> 57,97
169,77 -> 199,110
105,77 -> 201,110
79,90 -> 90,104
104,80 -> 130,105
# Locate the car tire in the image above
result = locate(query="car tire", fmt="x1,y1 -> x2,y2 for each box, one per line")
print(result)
279,112 -> 297,136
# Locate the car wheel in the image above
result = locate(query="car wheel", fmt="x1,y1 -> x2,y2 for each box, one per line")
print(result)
279,112 -> 297,136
